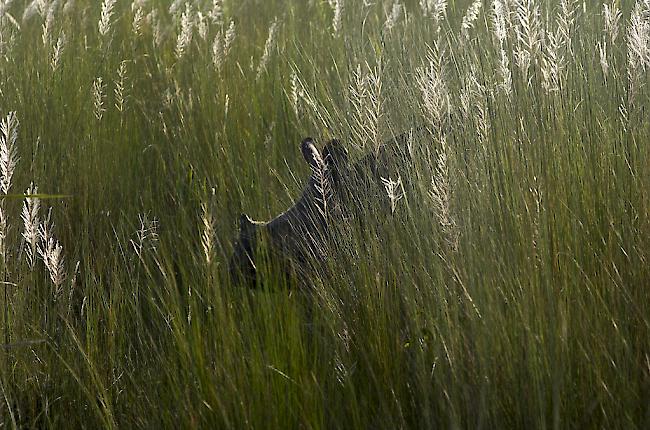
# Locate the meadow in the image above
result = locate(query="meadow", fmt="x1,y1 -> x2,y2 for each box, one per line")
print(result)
0,0 -> 649,427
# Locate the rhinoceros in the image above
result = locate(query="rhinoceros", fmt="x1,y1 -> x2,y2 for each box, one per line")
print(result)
228,137 -> 343,286
228,130 -> 423,287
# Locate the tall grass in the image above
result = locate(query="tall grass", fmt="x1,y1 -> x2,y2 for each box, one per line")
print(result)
0,0 -> 648,428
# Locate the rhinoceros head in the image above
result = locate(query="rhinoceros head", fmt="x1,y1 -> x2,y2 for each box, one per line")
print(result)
229,129 -> 425,287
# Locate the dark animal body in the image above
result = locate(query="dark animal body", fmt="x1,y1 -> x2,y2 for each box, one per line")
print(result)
229,138 -> 333,286
228,130 -> 424,287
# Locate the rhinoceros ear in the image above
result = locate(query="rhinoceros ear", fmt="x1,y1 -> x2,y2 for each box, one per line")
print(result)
239,213 -> 256,236
300,137 -> 322,170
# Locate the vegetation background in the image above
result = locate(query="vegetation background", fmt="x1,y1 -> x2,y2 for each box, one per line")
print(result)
0,0 -> 649,427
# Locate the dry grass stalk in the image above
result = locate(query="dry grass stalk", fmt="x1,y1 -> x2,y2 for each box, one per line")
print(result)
175,3 -> 194,60
21,183 -> 40,269
38,209 -> 66,293
98,0 -> 117,37
256,18 -> 279,80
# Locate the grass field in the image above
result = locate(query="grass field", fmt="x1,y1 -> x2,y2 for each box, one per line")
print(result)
0,0 -> 649,428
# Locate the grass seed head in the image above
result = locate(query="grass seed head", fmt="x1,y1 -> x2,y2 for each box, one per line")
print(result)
98,0 -> 117,37
0,111 -> 19,195
461,0 -> 483,39
21,183 -> 40,269
92,77 -> 106,121
256,18 -> 279,80
38,208 -> 66,291
175,3 -> 194,60
384,1 -> 403,33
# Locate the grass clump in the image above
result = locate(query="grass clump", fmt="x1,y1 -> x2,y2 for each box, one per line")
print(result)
0,0 -> 648,428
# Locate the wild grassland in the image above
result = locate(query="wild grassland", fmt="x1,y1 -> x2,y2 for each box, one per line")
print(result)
0,0 -> 649,428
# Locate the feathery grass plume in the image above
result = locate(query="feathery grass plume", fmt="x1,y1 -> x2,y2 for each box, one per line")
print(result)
541,28 -> 565,94
212,21 -> 235,72
210,0 -> 223,25
131,212 -> 159,259
433,0 -> 447,21
41,2 -> 54,47
461,0 -> 482,39
21,183 -> 40,269
365,63 -> 384,154
603,1 -> 621,45
162,87 -> 174,109
421,0 -> 446,18
175,3 -> 194,60
0,16 -> 17,56
598,38 -> 609,79
200,209 -> 214,265
384,1 -> 402,33
461,69 -> 489,143
0,111 -> 19,195
498,47 -> 513,96
147,9 -> 163,47
1,11 -> 20,33
114,60 -> 128,113
459,73 -> 473,119
328,0 -> 343,37
348,61 -> 382,151
92,77 -> 106,121
627,1 -> 650,104
492,0 -> 508,46
132,1 -> 147,12
0,0 -> 14,18
429,137 -> 457,250
627,1 -> 650,72
132,3 -> 144,37
197,12 -> 208,41
50,31 -> 65,71
311,146 -> 331,222
38,208 -> 66,292
224,19 -> 235,51
421,0 -> 447,33
0,111 -> 18,271
557,0 -> 577,53
22,0 -> 40,23
256,18 -> 279,80
289,70 -> 302,116
381,175 -> 405,214
98,0 -> 117,37
514,0 -> 542,83
349,63 -> 368,146
416,44 -> 449,132
212,34 -> 224,71
169,0 -> 183,17
200,198 -> 216,265
63,0 -> 74,15
419,0 -> 431,16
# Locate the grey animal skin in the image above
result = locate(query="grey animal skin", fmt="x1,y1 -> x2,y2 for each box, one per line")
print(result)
229,138 -> 336,287
228,129 -> 425,287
